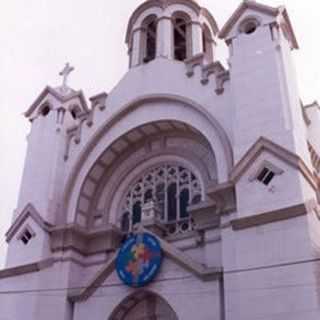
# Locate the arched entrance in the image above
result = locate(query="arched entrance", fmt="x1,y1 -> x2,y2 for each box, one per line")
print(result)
109,291 -> 178,320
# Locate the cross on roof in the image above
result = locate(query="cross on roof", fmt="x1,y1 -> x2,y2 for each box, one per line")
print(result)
59,63 -> 75,88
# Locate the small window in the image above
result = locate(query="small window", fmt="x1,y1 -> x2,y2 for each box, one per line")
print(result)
257,167 -> 275,186
144,20 -> 157,63
121,212 -> 130,233
70,109 -> 77,119
141,15 -> 157,63
69,105 -> 81,119
173,13 -> 191,61
239,18 -> 260,35
41,105 -> 51,117
132,201 -> 142,226
20,229 -> 33,245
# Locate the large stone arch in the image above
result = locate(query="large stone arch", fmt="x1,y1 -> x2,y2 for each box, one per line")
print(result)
61,95 -> 233,225
109,290 -> 178,320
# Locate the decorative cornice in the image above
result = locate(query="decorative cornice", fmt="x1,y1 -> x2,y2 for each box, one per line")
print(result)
231,200 -> 316,231
230,137 -> 318,191
184,56 -> 229,94
6,204 -> 53,242
69,229 -> 222,302
0,258 -> 55,279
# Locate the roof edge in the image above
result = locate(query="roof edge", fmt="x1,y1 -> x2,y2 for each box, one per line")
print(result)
219,1 -> 280,39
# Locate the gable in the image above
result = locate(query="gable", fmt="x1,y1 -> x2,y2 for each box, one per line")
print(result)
6,203 -> 52,242
219,1 -> 277,39
230,137 -> 316,191
219,1 -> 298,49
24,86 -> 89,120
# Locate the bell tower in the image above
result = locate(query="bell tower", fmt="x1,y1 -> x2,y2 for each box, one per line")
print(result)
126,0 -> 218,67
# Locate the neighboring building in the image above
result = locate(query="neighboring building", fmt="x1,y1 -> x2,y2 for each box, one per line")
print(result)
1,0 -> 320,319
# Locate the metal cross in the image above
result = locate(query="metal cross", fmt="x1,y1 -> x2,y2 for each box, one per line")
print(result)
59,63 -> 75,88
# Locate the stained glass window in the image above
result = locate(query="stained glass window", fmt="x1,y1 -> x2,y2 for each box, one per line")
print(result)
120,164 -> 202,234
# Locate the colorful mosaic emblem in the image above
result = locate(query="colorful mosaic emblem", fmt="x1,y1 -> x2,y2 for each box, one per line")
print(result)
116,233 -> 162,288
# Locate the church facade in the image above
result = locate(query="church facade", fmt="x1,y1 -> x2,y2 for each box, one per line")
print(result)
1,0 -> 320,319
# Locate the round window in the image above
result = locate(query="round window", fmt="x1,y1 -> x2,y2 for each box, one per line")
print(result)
240,18 -> 260,35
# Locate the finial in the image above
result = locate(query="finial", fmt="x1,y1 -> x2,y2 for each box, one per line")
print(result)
59,63 -> 75,89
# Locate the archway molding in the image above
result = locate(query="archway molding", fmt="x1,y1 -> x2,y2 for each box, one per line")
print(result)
61,94 -> 233,225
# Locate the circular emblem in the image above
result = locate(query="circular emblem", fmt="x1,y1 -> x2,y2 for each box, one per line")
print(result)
116,233 -> 162,288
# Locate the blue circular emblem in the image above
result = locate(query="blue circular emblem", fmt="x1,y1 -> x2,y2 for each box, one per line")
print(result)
116,233 -> 162,288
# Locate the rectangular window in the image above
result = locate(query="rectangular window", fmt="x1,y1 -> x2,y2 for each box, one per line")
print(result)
257,167 -> 275,186
21,229 -> 33,245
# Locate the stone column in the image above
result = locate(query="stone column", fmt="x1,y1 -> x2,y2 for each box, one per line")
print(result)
157,17 -> 174,59
191,22 -> 203,56
130,28 -> 142,67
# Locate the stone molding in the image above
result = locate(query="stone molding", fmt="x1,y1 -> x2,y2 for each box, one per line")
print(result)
230,137 -> 318,191
230,200 -> 316,231
69,228 -> 222,302
189,201 -> 219,231
219,0 -> 298,49
0,258 -> 55,280
6,203 -> 53,242
63,94 -> 233,165
190,181 -> 236,232
207,181 -> 236,214
308,142 -> 320,174
50,224 -> 122,257
53,256 -> 109,268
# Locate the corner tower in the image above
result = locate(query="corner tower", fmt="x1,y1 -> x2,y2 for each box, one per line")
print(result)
220,1 -> 306,163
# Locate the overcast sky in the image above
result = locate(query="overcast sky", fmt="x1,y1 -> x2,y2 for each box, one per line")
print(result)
0,0 -> 319,268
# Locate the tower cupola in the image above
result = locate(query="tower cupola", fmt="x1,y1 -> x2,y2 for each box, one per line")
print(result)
126,0 -> 219,68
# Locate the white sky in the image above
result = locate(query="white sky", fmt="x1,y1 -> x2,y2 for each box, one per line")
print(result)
0,0 -> 319,268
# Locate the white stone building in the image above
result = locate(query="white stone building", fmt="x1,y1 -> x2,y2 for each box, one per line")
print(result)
1,0 -> 320,319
